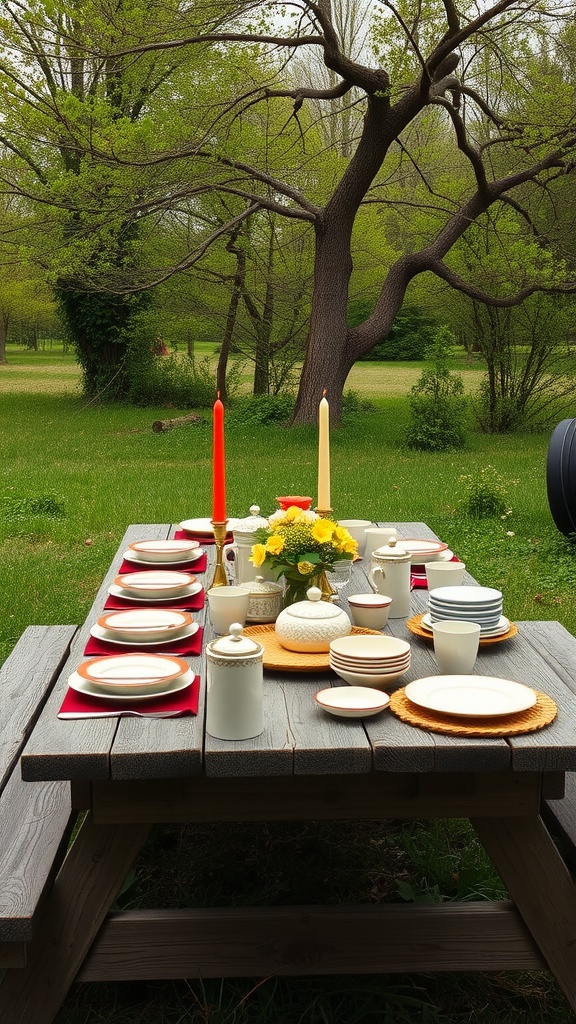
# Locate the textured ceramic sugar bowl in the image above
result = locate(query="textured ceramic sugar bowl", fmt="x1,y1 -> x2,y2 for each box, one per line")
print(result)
243,576 -> 283,623
275,587 -> 351,653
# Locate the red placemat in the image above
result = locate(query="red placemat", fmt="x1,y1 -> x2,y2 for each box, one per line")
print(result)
58,674 -> 200,719
84,625 -> 203,658
411,556 -> 460,589
117,552 -> 207,575
174,529 -> 233,545
104,589 -> 205,611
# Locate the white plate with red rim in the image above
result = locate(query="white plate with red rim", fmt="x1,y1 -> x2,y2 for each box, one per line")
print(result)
122,548 -> 204,569
90,621 -> 199,648
75,652 -> 190,696
108,581 -> 203,604
391,538 -> 448,563
315,685 -> 391,718
114,570 -> 197,599
126,538 -> 201,561
404,675 -> 537,718
69,668 -> 194,701
98,608 -> 193,640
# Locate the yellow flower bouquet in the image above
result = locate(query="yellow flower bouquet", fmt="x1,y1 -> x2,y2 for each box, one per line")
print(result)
251,506 -> 358,606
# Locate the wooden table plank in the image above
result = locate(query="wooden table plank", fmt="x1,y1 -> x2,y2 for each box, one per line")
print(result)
21,526 -> 172,782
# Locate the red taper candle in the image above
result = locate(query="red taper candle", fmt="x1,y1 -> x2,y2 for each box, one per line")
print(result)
212,393 -> 226,521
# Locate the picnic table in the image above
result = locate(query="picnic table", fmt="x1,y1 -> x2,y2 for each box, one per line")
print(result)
3,521 -> 576,1022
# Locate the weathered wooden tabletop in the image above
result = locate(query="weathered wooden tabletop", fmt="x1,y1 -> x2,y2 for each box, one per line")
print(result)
21,522 -> 576,783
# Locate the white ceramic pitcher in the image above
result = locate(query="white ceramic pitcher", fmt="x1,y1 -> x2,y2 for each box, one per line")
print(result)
224,505 -> 276,585
369,537 -> 411,618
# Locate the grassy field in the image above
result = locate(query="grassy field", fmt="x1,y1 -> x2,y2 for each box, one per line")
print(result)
2,347 -> 576,1023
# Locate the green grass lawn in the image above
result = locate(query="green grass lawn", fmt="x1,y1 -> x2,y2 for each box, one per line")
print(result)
2,355 -> 576,1023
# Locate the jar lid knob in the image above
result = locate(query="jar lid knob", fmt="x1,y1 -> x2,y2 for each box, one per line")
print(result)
249,504 -> 260,516
388,537 -> 397,548
306,586 -> 322,602
229,622 -> 243,641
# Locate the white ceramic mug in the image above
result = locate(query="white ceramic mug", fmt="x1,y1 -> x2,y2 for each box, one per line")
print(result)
425,561 -> 466,591
364,527 -> 397,561
207,586 -> 251,634
337,520 -> 372,557
431,620 -> 481,674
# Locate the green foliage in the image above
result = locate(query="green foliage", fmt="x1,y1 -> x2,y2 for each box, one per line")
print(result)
353,304 -> 436,361
0,493 -> 66,522
127,353 -> 216,408
228,392 -> 296,425
458,465 -> 513,519
406,327 -> 468,451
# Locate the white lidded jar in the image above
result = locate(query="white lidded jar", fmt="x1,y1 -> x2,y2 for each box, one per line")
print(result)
206,623 -> 264,740
369,537 -> 411,618
275,586 -> 351,652
223,504 -> 273,585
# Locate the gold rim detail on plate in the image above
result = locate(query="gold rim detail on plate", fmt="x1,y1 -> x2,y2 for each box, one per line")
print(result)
406,613 -> 518,646
242,625 -> 382,672
389,687 -> 557,737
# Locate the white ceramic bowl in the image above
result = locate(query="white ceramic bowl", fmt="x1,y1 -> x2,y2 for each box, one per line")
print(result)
114,570 -> 196,599
329,652 -> 410,671
330,664 -> 409,688
347,594 -> 392,629
314,686 -> 390,718
330,634 -> 410,661
128,539 -> 200,563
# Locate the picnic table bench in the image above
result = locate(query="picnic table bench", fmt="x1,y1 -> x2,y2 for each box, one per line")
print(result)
2,522 -> 576,1022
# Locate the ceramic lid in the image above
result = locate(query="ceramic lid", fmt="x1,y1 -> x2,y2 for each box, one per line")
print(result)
244,575 -> 283,595
232,505 -> 269,534
372,537 -> 410,562
208,623 -> 264,658
284,587 -> 344,620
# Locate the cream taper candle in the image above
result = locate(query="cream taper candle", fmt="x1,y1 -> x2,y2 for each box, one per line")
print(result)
317,390 -> 331,510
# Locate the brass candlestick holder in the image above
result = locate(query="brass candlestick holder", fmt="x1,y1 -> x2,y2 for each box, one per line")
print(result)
210,519 -> 229,589
315,507 -> 333,519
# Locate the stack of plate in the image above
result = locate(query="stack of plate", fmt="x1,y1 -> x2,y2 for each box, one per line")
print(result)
124,539 -> 203,567
427,585 -> 507,637
109,570 -> 201,603
92,608 -> 198,647
69,652 -> 193,700
329,634 -> 411,689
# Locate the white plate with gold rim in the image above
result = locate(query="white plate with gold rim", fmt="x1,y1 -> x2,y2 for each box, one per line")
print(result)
90,621 -> 199,648
68,668 -> 194,701
122,547 -> 205,568
108,581 -> 203,604
404,675 -> 537,718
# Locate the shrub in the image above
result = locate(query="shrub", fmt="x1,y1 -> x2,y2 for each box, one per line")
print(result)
228,392 -> 296,425
458,465 -> 513,519
353,304 -> 437,361
127,355 -> 218,408
406,327 -> 468,451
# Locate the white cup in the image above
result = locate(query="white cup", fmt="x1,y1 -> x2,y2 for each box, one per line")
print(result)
207,586 -> 251,634
337,520 -> 372,557
347,593 -> 392,629
364,527 -> 397,561
431,620 -> 481,674
425,561 -> 466,591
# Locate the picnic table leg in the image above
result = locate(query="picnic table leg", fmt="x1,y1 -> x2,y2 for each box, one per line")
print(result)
473,814 -> 576,1011
0,810 -> 150,1024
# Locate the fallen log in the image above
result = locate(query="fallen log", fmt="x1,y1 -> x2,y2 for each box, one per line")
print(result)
152,411 -> 202,433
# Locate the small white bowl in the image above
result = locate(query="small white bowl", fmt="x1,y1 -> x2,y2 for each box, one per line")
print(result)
315,686 -> 390,718
330,664 -> 409,688
128,539 -> 200,563
330,634 -> 410,661
347,593 -> 392,629
114,570 -> 196,600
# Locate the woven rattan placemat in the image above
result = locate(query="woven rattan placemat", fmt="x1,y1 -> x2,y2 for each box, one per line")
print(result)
406,613 -> 518,646
242,624 -> 381,672
389,687 -> 557,737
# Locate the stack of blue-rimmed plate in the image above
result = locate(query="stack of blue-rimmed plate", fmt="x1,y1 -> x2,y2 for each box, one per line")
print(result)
427,585 -> 507,637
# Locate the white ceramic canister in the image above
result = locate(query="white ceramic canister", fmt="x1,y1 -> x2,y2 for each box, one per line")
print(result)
224,505 -> 275,585
206,623 -> 264,740
369,537 -> 412,618
275,586 -> 351,652
244,575 -> 283,623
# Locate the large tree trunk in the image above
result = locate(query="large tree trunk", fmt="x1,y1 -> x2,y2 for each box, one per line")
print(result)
0,320 -> 7,364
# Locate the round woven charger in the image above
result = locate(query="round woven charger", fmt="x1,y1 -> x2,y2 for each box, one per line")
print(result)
406,613 -> 518,646
389,687 -> 557,737
242,624 -> 381,672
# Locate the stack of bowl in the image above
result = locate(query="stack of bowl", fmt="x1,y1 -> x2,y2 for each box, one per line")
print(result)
329,634 -> 411,689
428,585 -> 503,636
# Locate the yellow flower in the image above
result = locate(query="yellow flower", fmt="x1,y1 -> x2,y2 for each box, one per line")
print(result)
266,534 -> 285,556
284,506 -> 303,522
333,526 -> 358,555
250,543 -> 268,567
297,560 -> 315,575
311,519 -> 334,544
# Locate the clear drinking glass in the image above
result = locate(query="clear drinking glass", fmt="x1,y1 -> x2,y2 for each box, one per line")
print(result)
328,559 -> 353,598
